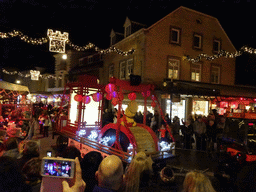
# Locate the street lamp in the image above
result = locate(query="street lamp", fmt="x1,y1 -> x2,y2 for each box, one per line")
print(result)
62,54 -> 67,60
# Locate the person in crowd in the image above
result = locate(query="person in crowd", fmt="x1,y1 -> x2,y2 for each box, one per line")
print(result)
61,145 -> 82,162
135,111 -> 143,124
206,119 -> 217,153
146,111 -> 153,127
211,109 -> 219,123
0,115 -> 5,129
38,112 -> 44,135
193,115 -> 207,151
80,151 -> 103,192
17,140 -> 40,170
26,115 -> 39,140
183,170 -> 216,192
2,137 -> 20,159
150,116 -> 158,133
154,110 -> 160,128
102,109 -> 113,127
0,130 -> 6,153
124,151 -> 153,192
181,119 -> 194,149
216,115 -> 229,138
161,113 -> 171,126
22,157 -> 42,192
40,110 -> 51,137
113,108 -> 118,124
50,110 -> 58,139
0,156 -> 32,192
93,155 -> 124,192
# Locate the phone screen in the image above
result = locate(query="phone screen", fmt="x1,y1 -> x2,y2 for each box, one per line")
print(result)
41,158 -> 75,178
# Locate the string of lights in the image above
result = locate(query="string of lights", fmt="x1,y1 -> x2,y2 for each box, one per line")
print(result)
185,46 -> 256,63
0,29 -> 135,55
2,69 -> 62,80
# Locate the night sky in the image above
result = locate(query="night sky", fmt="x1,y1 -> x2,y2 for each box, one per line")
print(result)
0,0 -> 255,85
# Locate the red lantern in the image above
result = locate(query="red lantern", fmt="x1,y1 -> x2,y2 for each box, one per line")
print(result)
105,83 -> 116,93
74,94 -> 83,102
151,100 -> 156,108
112,98 -> 118,106
83,96 -> 91,104
128,92 -> 137,100
106,93 -> 113,100
92,92 -> 102,102
112,91 -> 118,98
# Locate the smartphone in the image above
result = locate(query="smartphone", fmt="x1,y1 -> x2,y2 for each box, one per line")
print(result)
41,157 -> 75,179
47,151 -> 52,157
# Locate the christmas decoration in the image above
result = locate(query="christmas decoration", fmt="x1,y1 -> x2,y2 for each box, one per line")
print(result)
151,100 -> 156,108
128,92 -> 136,100
142,90 -> 151,98
74,94 -> 83,102
47,29 -> 69,53
106,93 -> 113,101
111,98 -> 118,106
83,96 -> 91,104
30,70 -> 40,80
105,83 -> 116,93
92,92 -> 102,102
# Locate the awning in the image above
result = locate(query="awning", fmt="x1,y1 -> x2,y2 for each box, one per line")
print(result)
162,79 -> 256,98
0,81 -> 29,93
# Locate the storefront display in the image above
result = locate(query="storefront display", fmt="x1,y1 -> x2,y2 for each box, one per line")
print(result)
192,100 -> 209,117
166,99 -> 185,123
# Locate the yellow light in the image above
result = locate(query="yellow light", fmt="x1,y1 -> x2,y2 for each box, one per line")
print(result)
62,54 -> 67,60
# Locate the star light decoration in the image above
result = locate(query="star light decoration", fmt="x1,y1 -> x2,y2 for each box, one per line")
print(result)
47,29 -> 69,53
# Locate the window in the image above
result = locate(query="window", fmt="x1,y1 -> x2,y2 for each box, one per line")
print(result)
170,27 -> 181,45
120,61 -> 126,79
213,39 -> 221,53
168,58 -> 180,80
111,35 -> 116,46
88,56 -> 94,64
211,66 -> 220,84
193,33 -> 202,49
191,63 -> 201,82
109,64 -> 114,78
125,25 -> 131,37
126,59 -> 134,79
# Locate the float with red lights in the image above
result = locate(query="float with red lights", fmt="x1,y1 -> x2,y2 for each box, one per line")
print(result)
56,75 -> 175,162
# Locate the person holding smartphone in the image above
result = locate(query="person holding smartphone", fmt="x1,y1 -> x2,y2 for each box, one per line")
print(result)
40,157 -> 86,192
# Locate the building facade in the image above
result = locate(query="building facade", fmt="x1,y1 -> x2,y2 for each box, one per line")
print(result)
100,6 -> 237,120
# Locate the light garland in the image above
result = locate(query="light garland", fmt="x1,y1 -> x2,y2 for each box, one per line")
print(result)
2,68 -> 62,80
185,46 -> 256,63
0,29 -> 135,55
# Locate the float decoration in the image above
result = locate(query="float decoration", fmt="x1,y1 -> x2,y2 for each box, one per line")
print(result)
92,92 -> 102,102
83,96 -> 91,104
128,92 -> 137,100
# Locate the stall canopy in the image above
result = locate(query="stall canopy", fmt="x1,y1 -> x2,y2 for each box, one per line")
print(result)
0,81 -> 29,94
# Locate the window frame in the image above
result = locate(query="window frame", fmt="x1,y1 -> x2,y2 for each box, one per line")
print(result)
193,33 -> 203,50
109,64 -> 114,79
126,58 -> 134,79
167,56 -> 180,80
88,55 -> 94,64
213,39 -> 221,53
169,26 -> 181,45
210,65 -> 220,84
191,63 -> 202,82
119,61 -> 126,80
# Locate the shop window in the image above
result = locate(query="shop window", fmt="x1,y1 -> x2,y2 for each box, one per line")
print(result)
168,58 -> 180,80
211,66 -> 220,84
191,63 -> 201,82
170,27 -> 181,45
120,61 -> 126,80
213,39 -> 221,53
193,33 -> 202,49
109,64 -> 114,78
126,59 -> 134,79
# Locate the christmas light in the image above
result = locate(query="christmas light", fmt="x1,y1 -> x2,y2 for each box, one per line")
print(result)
87,130 -> 98,141
99,136 -> 111,146
30,70 -> 40,80
47,29 -> 69,53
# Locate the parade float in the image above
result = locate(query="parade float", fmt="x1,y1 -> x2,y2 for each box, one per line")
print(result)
56,75 -> 175,163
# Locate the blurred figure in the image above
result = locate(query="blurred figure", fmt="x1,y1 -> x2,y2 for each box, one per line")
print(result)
193,115 -> 206,151
17,140 -> 40,170
61,145 -> 82,162
181,119 -> 194,149
0,156 -> 32,192
22,157 -> 42,192
183,170 -> 216,192
94,155 -> 124,192
206,119 -> 217,152
0,130 -> 6,153
124,151 -> 153,192
81,151 -> 103,192
2,137 -> 20,159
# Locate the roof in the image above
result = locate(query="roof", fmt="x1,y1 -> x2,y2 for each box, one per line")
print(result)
0,81 -> 29,93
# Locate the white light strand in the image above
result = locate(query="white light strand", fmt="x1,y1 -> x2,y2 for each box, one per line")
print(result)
185,46 -> 256,63
0,29 -> 135,56
2,68 -> 62,80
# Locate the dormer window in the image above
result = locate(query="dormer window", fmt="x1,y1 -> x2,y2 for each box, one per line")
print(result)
213,39 -> 221,53
125,25 -> 131,37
